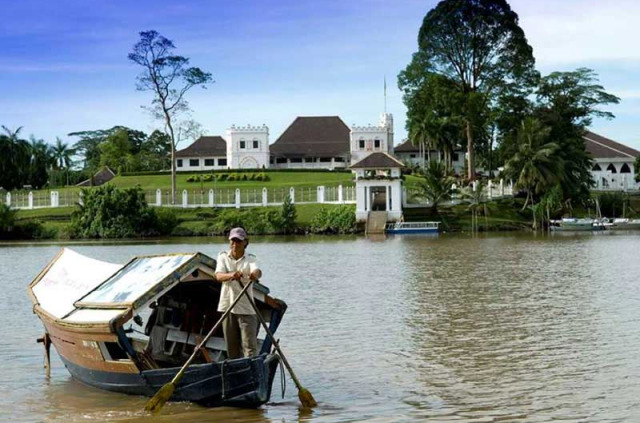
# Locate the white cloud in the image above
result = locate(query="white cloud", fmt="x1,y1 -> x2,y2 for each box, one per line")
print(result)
511,0 -> 640,67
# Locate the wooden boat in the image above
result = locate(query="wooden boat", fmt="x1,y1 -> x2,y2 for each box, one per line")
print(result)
550,218 -> 607,232
385,221 -> 439,234
27,249 -> 287,408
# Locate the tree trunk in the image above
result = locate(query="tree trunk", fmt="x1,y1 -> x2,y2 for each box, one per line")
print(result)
466,121 -> 475,181
164,109 -> 177,205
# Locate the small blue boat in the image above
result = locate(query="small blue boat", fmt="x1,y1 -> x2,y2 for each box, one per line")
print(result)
385,221 -> 440,234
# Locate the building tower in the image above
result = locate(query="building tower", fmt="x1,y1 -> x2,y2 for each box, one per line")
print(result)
226,124 -> 270,169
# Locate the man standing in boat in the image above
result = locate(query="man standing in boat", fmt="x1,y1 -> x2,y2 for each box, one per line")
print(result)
215,227 -> 262,359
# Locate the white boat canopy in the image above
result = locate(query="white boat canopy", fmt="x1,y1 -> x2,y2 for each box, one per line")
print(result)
29,248 -> 122,319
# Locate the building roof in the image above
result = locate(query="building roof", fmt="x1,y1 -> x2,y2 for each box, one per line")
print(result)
394,139 -> 419,153
350,152 -> 405,169
76,166 -> 116,187
270,116 -> 350,158
176,136 -> 227,157
584,131 -> 640,159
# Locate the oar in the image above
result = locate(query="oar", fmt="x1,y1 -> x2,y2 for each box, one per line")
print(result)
237,280 -> 317,408
145,279 -> 255,414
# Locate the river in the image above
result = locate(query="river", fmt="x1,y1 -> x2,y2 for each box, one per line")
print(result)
1,232 -> 639,422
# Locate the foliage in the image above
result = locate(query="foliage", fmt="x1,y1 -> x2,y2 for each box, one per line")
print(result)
280,194 -> 297,234
597,192 -> 625,218
399,0 -> 538,179
0,127 -> 55,190
534,68 -> 620,203
71,185 -> 175,238
503,118 -> 563,210
0,204 -> 15,235
128,30 -> 213,204
309,205 -> 357,234
635,156 -> 640,183
413,160 -> 456,213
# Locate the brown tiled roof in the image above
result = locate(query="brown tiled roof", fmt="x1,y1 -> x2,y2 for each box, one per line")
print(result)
176,136 -> 227,157
270,116 -> 350,158
394,139 -> 419,153
76,166 -> 116,187
350,152 -> 405,169
584,131 -> 640,159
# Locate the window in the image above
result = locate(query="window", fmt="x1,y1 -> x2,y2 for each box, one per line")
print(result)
290,158 -> 303,163
359,139 -> 365,149
177,159 -> 183,167
621,163 -> 631,173
189,159 -> 199,167
253,140 -> 259,149
239,140 -> 246,149
276,158 -> 287,164
304,157 -> 314,163
606,163 -> 617,173
593,163 -> 602,171
319,157 -> 331,163
204,159 -> 214,166
334,157 -> 344,162
410,154 -> 416,158
453,153 -> 459,161
218,158 -> 227,166
374,139 -> 381,149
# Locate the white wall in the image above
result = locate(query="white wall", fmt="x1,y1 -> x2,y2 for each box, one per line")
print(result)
176,156 -> 229,172
226,124 -> 270,169
350,113 -> 394,165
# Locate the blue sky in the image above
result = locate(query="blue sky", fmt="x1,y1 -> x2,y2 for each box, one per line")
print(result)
2,0 -> 640,151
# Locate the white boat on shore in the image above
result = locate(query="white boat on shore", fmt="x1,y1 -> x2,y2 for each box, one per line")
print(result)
550,218 -> 607,232
385,221 -> 440,234
609,218 -> 640,230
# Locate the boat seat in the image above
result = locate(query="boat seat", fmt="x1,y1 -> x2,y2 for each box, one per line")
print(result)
165,328 -> 264,358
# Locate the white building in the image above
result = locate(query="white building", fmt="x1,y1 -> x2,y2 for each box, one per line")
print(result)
585,131 -> 639,191
349,113 -> 394,165
226,124 -> 270,169
393,140 -> 466,175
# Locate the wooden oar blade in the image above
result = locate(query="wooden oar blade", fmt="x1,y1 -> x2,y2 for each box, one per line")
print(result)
145,383 -> 175,414
298,387 -> 317,408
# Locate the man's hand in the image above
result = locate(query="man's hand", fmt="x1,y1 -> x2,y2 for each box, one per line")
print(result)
249,269 -> 261,281
232,270 -> 243,281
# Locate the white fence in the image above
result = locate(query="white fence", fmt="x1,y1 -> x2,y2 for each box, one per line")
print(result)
403,179 -> 514,208
1,185 -> 357,210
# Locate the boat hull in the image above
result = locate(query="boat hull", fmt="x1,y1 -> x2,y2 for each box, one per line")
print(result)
60,353 -> 280,408
386,228 -> 439,234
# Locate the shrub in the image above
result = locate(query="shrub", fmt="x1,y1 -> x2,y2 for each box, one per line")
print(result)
71,185 -> 178,238
310,205 -> 357,234
203,174 -> 213,182
280,194 -> 297,234
186,175 -> 199,183
241,174 -> 248,181
227,174 -> 237,181
0,204 -> 16,236
218,173 -> 228,181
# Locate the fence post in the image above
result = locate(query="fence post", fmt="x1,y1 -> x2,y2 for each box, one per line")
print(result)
235,188 -> 241,208
509,180 -> 513,195
487,180 -> 493,199
5,192 -> 10,207
156,189 -> 162,206
500,179 -> 504,196
289,187 -> 295,204
51,191 -> 59,207
317,186 -> 325,203
262,188 -> 268,206
209,189 -> 215,207
28,192 -> 34,209
78,191 -> 84,206
338,184 -> 343,204
182,189 -> 188,208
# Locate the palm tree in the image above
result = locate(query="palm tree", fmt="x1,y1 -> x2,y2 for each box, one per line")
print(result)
0,127 -> 31,190
51,137 -> 75,170
413,160 -> 456,214
504,118 -> 564,213
461,181 -> 487,234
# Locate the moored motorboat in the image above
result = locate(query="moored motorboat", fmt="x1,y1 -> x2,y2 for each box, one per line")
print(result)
550,218 -> 607,232
385,221 -> 440,234
28,249 -> 287,408
609,218 -> 640,230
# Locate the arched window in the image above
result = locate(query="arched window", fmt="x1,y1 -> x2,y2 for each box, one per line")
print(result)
606,163 -> 617,173
620,163 -> 631,173
592,163 -> 602,171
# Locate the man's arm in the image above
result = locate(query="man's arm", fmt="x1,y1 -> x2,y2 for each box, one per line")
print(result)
215,270 -> 243,282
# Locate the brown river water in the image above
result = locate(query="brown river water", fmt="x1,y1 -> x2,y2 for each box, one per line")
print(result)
1,232 -> 639,422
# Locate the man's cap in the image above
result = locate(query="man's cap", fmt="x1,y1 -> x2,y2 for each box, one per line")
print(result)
229,227 -> 248,241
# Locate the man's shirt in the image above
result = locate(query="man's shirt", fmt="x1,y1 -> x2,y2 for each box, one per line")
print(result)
215,251 -> 259,315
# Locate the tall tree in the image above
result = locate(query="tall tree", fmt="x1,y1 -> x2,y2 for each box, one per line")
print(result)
51,137 -> 75,170
399,0 -> 538,180
128,30 -> 213,203
535,68 -> 620,203
414,160 -> 456,214
503,118 -> 564,212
